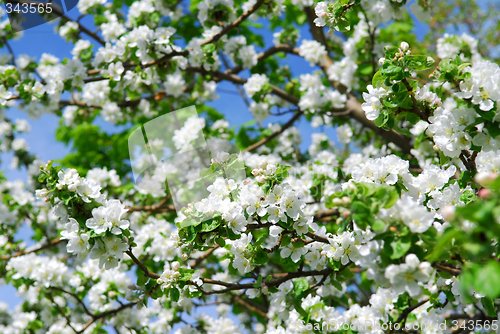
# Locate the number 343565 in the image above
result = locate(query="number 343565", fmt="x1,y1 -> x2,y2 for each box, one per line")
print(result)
5,2 -> 53,14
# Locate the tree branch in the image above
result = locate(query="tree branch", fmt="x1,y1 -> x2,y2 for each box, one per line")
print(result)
1,237 -> 62,260
200,0 -> 266,46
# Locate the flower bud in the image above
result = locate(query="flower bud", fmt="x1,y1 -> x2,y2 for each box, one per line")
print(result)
475,172 -> 498,186
378,57 -> 386,65
441,205 -> 456,220
181,253 -> 189,261
171,261 -> 181,271
251,169 -> 261,176
433,145 -> 440,151
256,175 -> 266,183
173,272 -> 181,279
342,211 -> 350,218
35,188 -> 49,199
321,251 -> 326,256
108,291 -> 117,298
332,198 -> 343,206
478,188 -> 491,199
341,196 -> 351,205
400,42 -> 410,51
389,226 -> 397,232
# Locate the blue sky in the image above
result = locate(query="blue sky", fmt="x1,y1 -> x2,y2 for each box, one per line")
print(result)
0,0 -> 433,325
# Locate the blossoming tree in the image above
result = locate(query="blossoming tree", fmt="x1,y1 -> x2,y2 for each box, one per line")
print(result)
1,0 -> 500,333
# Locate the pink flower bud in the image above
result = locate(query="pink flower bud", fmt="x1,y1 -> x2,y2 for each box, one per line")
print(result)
478,188 -> 491,199
441,205 -> 456,220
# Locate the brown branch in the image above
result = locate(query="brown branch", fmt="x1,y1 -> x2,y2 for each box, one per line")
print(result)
305,232 -> 329,244
459,150 -> 478,173
433,262 -> 461,276
77,301 -> 138,334
313,208 -> 339,221
304,6 -> 414,155
243,111 -> 302,152
263,233 -> 284,253
234,295 -> 268,318
1,237 -> 62,260
14,0 -> 105,45
393,298 -> 430,327
192,266 -> 345,295
47,293 -> 79,333
125,249 -> 160,279
402,78 -> 429,122
49,286 -> 92,317
125,195 -> 173,213
227,44 -> 299,75
191,245 -> 219,268
200,0 -> 266,47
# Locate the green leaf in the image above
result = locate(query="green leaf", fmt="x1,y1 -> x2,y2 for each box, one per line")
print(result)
235,127 -> 251,149
293,277 -> 309,299
481,297 -> 498,317
372,71 -> 384,87
473,261 -> 500,299
253,249 -> 269,265
170,287 -> 180,302
351,201 -> 372,229
383,64 -> 403,77
406,55 -> 435,71
202,43 -> 216,54
374,113 -> 388,127
486,121 -> 500,138
334,16 -> 351,32
459,190 -> 475,205
137,271 -> 149,286
178,268 -> 195,281
253,275 -> 263,288
390,236 -> 411,260
372,220 -> 386,232
201,218 -> 221,232
330,279 -> 343,291
215,237 -> 226,247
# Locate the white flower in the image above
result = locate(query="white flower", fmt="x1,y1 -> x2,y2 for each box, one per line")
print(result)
298,40 -> 327,66
249,102 -> 270,122
243,74 -> 269,97
60,218 -> 80,240
67,233 -> 90,254
11,138 -> 28,151
57,168 -> 81,191
314,2 -> 329,27
35,188 -> 50,199
384,254 -> 433,297
280,243 -> 307,262
164,72 -> 185,97
361,85 -> 389,121
76,179 -> 102,203
337,124 -> 353,144
86,206 -> 110,234
105,199 -> 130,235
226,214 -> 247,234
233,257 -> 253,274
106,62 -> 124,81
